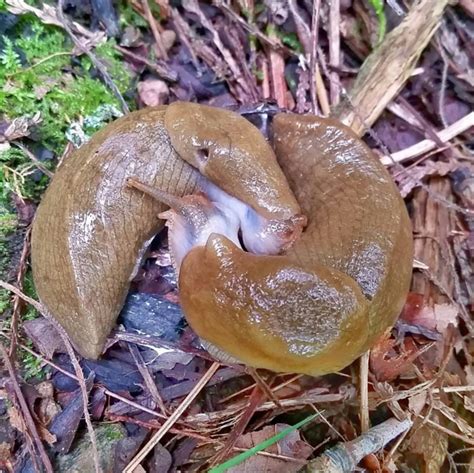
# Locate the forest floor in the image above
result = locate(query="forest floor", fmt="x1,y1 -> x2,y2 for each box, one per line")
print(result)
0,0 -> 473,472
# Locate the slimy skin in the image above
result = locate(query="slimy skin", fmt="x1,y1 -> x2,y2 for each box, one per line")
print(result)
31,103 -> 413,375
177,113 -> 413,375
31,103 -> 302,359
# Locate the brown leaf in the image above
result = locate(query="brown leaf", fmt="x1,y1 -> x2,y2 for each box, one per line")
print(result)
137,79 -> 170,107
2,113 -> 42,142
400,295 -> 459,335
23,317 -> 66,359
408,391 -> 428,416
464,395 -> 474,414
370,335 -> 425,381
394,159 -> 459,197
409,422 -> 448,472
227,423 -> 313,473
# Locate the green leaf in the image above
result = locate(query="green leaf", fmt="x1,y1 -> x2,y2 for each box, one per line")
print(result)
209,413 -> 318,473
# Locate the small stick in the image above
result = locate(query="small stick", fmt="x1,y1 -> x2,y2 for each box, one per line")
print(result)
0,280 -> 43,312
310,0 -> 322,114
303,417 -> 412,472
8,227 -> 31,359
124,361 -> 220,472
359,351 -> 370,433
13,143 -> 54,178
129,344 -> 168,415
58,330 -> 102,473
336,0 -> 450,134
380,111 -> 474,165
0,343 -> 54,473
113,45 -> 177,82
328,0 -> 341,106
0,279 -> 101,471
315,66 -> 331,116
57,0 -> 129,114
142,0 -> 168,60
248,368 -> 281,408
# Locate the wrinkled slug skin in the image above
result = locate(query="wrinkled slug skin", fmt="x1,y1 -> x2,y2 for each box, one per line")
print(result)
31,108 -> 200,359
164,102 -> 301,220
179,113 -> 413,376
31,103 -> 301,360
273,114 -> 413,348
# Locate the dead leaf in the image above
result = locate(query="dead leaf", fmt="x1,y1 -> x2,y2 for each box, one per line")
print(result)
227,423 -> 313,472
137,79 -> 170,106
23,317 -> 66,358
161,29 -> 176,52
433,399 -> 474,438
408,390 -> 428,416
401,298 -> 459,334
370,335 -> 426,381
463,396 -> 474,414
7,405 -> 26,435
33,78 -> 58,100
2,113 -> 42,141
394,159 -> 460,197
409,423 -> 448,472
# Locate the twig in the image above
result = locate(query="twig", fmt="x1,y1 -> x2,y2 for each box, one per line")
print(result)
421,417 -> 474,446
328,0 -> 341,106
10,51 -> 72,76
315,66 -> 330,116
248,369 -> 281,408
288,0 -> 311,54
217,1 -> 285,52
142,0 -> 168,60
124,361 -> 220,472
0,332 -> 80,380
359,351 -> 370,433
113,45 -> 177,82
209,385 -> 266,467
309,0 -> 321,114
302,417 -> 412,472
129,344 -> 168,415
57,327 -> 102,473
380,112 -> 474,165
0,279 -> 101,471
13,143 -> 54,178
0,343 -> 54,473
57,0 -> 129,114
337,0 -> 450,134
183,0 -> 252,100
0,280 -> 43,312
8,227 -> 31,359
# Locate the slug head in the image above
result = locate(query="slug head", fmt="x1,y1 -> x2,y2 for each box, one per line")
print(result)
178,234 -> 371,376
164,102 -> 302,223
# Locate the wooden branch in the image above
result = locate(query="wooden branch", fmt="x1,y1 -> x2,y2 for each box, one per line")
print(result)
302,418 -> 413,472
336,0 -> 450,135
380,112 -> 474,165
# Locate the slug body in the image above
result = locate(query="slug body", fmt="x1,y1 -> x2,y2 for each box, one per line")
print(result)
31,103 -> 412,374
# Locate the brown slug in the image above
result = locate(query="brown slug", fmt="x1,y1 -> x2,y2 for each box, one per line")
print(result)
31,102 -> 413,375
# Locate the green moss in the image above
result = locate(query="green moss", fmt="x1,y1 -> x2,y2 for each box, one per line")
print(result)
118,1 -> 148,28
277,31 -> 303,54
104,425 -> 125,441
0,289 -> 10,314
0,17 -> 132,154
22,349 -> 47,380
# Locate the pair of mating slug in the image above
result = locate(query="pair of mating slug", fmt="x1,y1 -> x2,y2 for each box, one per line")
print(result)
31,102 -> 413,375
